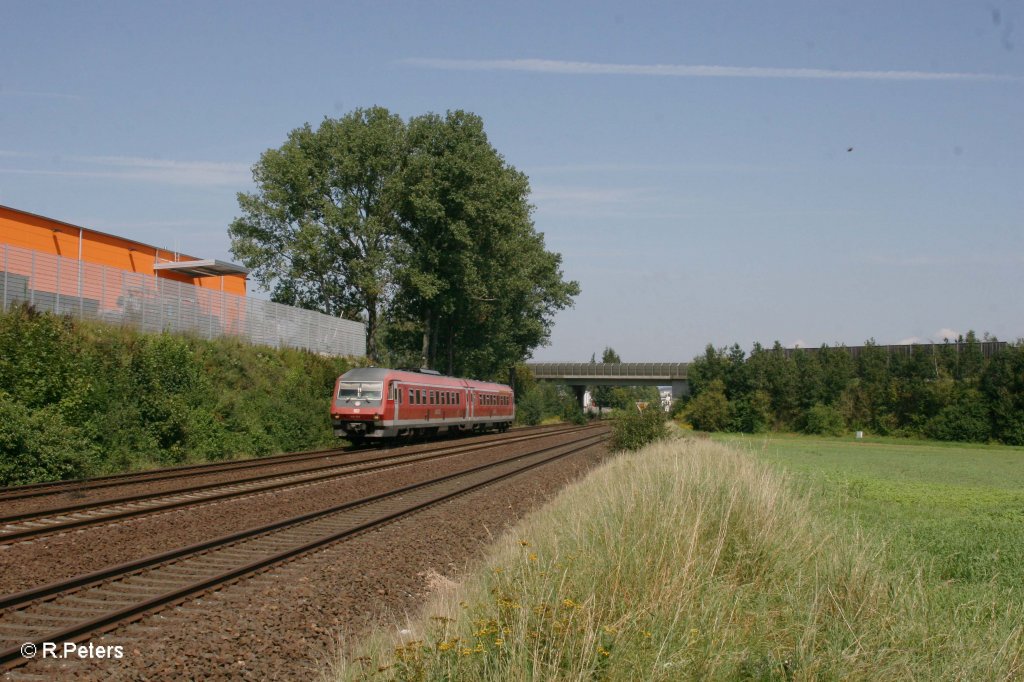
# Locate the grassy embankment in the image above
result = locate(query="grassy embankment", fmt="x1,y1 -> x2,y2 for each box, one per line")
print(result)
323,432 -> 1024,680
0,305 -> 357,485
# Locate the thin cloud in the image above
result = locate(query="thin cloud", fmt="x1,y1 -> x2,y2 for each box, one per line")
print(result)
864,252 -> 1024,267
0,152 -> 251,187
0,89 -> 81,100
899,329 -> 962,345
403,58 -> 1018,82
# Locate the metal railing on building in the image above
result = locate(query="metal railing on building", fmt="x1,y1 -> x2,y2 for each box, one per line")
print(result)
0,243 -> 365,357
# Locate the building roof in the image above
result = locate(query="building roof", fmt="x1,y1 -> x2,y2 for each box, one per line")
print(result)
153,259 -> 249,277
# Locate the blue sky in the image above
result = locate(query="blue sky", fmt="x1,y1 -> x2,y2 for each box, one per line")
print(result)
1,1 -> 1021,361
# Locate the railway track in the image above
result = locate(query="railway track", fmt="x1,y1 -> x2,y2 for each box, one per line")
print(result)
0,427 -> 609,670
0,424 -> 569,504
0,424 -> 600,544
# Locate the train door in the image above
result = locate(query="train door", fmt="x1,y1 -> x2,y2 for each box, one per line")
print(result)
391,381 -> 402,422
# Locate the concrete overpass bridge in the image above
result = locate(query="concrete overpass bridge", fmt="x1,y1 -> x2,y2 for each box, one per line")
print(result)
524,362 -> 690,407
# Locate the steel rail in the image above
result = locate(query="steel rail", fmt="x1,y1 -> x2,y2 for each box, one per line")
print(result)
0,424 -> 569,503
0,424 -> 600,544
0,430 -> 609,669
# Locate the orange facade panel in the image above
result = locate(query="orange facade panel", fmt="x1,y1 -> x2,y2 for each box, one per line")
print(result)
0,204 -> 246,295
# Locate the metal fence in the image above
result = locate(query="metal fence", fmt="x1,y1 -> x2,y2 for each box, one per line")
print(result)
0,243 -> 365,357
526,363 -> 690,380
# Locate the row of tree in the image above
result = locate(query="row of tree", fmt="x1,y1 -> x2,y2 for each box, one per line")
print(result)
682,333 -> 1024,444
229,107 -> 579,381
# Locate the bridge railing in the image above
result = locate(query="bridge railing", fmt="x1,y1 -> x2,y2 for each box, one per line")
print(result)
525,362 -> 688,379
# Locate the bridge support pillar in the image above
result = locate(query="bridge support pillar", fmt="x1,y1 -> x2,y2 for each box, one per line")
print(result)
571,384 -> 586,411
671,380 -> 690,400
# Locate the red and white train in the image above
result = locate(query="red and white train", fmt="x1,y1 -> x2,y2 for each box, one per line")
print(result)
330,367 -> 515,441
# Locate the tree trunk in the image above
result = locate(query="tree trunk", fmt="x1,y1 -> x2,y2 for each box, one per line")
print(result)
447,323 -> 454,376
365,297 -> 378,361
430,317 -> 439,369
421,309 -> 431,369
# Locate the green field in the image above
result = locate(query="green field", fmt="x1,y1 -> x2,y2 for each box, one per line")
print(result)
717,432 -> 1024,592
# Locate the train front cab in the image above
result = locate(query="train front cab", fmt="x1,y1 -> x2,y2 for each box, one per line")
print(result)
331,375 -> 386,441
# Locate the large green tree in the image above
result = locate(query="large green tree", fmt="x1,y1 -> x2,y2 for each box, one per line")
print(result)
389,110 -> 578,379
230,107 -> 578,374
229,107 -> 406,359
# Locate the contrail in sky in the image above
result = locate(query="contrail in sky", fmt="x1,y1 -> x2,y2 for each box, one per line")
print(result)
403,58 -> 1017,82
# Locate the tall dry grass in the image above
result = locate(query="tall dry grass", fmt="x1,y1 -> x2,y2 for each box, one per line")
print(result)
322,437 -> 1023,681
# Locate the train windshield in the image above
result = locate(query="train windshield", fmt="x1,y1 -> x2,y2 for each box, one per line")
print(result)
337,381 -> 383,401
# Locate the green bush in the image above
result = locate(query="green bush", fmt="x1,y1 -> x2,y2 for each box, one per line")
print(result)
803,403 -> 846,436
561,399 -> 587,425
516,386 -> 545,426
728,389 -> 773,433
610,405 -> 668,451
0,392 -> 98,485
924,390 -> 991,442
684,379 -> 729,431
0,307 -> 354,483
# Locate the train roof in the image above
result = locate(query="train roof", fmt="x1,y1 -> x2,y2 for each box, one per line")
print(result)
339,367 -> 511,391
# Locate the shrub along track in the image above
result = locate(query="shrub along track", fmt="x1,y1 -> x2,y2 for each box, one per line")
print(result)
0,425 -> 596,545
0,423 -> 571,509
0,426 -> 609,674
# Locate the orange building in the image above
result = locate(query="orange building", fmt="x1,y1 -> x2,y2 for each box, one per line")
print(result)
0,204 -> 248,332
0,204 -> 247,294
